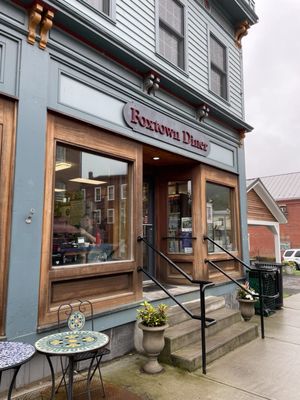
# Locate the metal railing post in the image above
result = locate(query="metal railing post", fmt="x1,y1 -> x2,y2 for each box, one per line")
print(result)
258,270 -> 265,339
200,283 -> 207,374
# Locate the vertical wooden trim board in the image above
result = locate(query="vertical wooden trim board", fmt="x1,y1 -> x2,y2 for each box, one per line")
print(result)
0,96 -> 16,337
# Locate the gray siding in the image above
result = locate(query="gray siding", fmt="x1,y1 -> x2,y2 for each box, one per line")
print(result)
54,0 -> 245,120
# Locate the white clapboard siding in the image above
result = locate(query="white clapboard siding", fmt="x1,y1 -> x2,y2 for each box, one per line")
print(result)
110,0 -> 244,119
116,0 -> 156,55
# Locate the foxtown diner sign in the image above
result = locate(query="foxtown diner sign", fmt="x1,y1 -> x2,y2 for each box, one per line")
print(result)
123,102 -> 210,157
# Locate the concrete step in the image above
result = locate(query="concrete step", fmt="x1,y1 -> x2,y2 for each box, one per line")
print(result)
160,307 -> 241,360
167,296 -> 225,327
170,321 -> 259,372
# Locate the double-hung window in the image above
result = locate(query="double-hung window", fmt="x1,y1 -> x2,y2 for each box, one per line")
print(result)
210,35 -> 228,99
159,0 -> 185,69
83,0 -> 110,15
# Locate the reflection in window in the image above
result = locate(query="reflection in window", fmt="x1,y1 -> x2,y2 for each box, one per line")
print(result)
206,182 -> 235,253
52,144 -> 130,266
167,180 -> 192,254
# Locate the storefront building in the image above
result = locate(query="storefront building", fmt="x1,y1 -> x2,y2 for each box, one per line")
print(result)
0,0 -> 257,388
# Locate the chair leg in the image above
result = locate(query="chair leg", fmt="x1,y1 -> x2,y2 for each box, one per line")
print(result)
86,354 -> 97,400
97,361 -> 106,398
56,356 -> 68,394
88,355 -> 106,398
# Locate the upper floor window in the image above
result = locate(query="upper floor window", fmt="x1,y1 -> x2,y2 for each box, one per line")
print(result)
210,35 -> 227,99
83,0 -> 110,15
158,0 -> 185,69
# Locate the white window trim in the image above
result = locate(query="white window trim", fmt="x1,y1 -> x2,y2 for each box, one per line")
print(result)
209,32 -> 229,101
108,185 -> 115,201
155,0 -> 188,71
94,187 -> 101,202
107,208 -> 114,224
76,0 -> 116,21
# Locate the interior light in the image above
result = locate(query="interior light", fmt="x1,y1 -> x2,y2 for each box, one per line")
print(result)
55,162 -> 72,171
69,178 -> 107,185
153,156 -> 160,161
54,188 -> 66,192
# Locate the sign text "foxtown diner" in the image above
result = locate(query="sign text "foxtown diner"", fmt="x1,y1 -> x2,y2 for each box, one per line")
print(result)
123,102 -> 210,157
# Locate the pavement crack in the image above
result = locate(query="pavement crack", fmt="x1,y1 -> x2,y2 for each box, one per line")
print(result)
200,375 -> 275,400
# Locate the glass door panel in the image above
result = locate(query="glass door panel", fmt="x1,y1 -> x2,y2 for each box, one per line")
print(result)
167,180 -> 192,254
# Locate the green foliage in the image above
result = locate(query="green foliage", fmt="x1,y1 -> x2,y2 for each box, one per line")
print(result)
282,260 -> 296,267
137,301 -> 168,327
236,281 -> 257,301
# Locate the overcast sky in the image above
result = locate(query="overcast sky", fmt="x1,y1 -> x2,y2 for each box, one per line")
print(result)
243,0 -> 300,179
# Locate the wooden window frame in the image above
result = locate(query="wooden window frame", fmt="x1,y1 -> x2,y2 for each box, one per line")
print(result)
200,165 -> 242,281
38,113 -> 142,329
0,97 -> 16,337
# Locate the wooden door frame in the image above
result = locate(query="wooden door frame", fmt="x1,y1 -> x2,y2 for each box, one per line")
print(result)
155,164 -> 243,284
0,97 -> 16,337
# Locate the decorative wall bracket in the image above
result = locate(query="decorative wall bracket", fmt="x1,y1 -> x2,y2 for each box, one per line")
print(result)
196,104 -> 210,123
144,72 -> 160,95
27,2 -> 54,50
27,3 -> 43,45
39,9 -> 54,50
239,129 -> 246,146
235,20 -> 250,49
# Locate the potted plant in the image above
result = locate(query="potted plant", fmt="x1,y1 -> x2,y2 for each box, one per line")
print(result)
137,301 -> 168,374
236,281 -> 258,321
282,260 -> 296,275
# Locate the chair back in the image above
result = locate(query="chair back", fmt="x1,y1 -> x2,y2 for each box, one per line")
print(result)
57,299 -> 94,332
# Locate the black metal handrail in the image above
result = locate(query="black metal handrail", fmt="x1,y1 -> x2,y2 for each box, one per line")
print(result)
203,235 -> 279,339
137,236 -> 216,374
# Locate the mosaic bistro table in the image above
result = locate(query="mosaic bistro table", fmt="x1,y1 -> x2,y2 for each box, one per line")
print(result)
35,331 -> 109,400
0,341 -> 36,400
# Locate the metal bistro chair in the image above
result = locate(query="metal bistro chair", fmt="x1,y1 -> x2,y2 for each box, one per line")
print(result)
56,299 -> 110,398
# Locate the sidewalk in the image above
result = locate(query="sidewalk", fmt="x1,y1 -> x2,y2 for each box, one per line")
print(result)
101,294 -> 300,400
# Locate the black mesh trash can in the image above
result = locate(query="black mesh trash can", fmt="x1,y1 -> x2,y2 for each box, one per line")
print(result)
248,263 -> 279,316
253,262 -> 283,309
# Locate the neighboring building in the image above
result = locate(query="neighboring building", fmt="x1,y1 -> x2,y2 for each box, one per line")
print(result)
1,0 -> 257,391
259,173 -> 300,252
247,178 -> 287,262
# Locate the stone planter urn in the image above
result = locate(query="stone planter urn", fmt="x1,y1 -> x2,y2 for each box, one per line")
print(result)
138,322 -> 168,374
238,299 -> 256,321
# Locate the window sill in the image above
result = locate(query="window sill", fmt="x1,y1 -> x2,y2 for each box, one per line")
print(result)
155,52 -> 189,78
208,88 -> 231,107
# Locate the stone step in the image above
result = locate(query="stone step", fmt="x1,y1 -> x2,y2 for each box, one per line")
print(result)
160,307 -> 241,360
170,321 -> 258,372
167,296 -> 225,327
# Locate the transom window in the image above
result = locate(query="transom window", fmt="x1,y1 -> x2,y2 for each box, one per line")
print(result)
210,35 -> 227,99
159,0 -> 185,69
83,0 -> 110,15
52,144 -> 130,266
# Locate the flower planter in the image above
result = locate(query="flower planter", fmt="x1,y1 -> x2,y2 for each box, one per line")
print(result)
138,322 -> 168,374
237,298 -> 256,321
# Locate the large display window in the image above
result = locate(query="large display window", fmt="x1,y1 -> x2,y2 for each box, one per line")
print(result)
53,144 -> 130,266
39,114 -> 142,328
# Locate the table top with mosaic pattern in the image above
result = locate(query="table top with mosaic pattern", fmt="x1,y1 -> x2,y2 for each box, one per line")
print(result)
35,331 -> 109,355
0,342 -> 36,371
